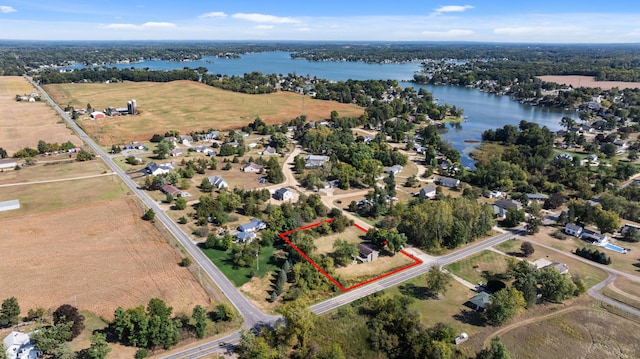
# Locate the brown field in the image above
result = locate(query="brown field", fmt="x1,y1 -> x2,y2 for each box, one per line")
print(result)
499,308 -> 640,359
0,159 -> 111,184
538,75 -> 640,90
43,80 -> 365,145
0,76 -> 82,155
0,198 -> 210,319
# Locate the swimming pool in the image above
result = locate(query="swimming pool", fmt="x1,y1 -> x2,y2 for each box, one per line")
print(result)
604,243 -> 627,253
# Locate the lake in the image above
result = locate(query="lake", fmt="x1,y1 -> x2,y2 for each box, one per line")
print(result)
64,52 -> 573,167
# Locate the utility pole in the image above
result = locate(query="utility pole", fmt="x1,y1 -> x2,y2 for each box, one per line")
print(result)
256,250 -> 259,271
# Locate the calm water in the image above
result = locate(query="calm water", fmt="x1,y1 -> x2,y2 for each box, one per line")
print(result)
65,52 -> 572,167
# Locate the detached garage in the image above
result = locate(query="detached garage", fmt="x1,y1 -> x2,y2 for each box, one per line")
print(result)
0,158 -> 17,169
90,111 -> 105,119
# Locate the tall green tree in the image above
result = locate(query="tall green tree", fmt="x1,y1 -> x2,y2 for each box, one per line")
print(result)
277,300 -> 316,349
86,332 -> 111,359
484,288 -> 526,326
332,239 -> 358,266
538,267 -> 577,303
476,337 -> 511,359
192,305 -> 207,339
266,156 -> 284,184
0,297 -> 20,327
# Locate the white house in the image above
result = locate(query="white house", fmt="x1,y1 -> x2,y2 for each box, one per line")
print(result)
274,187 -> 294,201
261,146 -> 277,156
236,231 -> 256,243
564,223 -> 583,237
384,165 -> 403,176
305,155 -> 329,167
207,175 -> 228,189
417,185 -> 436,200
169,148 -> 183,157
242,162 -> 263,173
179,135 -> 193,146
146,162 -> 174,176
238,219 -> 267,232
3,331 -> 42,359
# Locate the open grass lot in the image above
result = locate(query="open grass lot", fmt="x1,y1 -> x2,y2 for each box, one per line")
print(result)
0,197 -> 210,319
444,250 -> 509,285
496,237 -> 609,288
201,245 -> 280,287
0,76 -> 82,155
0,159 -> 111,184
314,225 -> 365,255
499,308 -> 640,359
0,174 -> 128,218
44,80 -> 364,145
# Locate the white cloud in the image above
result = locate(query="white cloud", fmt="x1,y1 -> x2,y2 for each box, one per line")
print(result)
421,29 -> 474,38
493,27 -> 536,35
297,27 -> 311,32
199,11 -> 227,19
255,25 -> 274,30
0,5 -> 17,13
103,22 -> 176,30
231,13 -> 299,24
433,5 -> 474,14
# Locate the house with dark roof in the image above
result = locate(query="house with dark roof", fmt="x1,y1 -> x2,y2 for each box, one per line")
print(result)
418,185 -> 436,199
274,187 -> 294,201
357,243 -> 379,262
494,199 -> 523,211
526,193 -> 549,202
437,177 -> 460,188
161,185 -> 182,197
238,219 -> 266,233
581,229 -> 608,245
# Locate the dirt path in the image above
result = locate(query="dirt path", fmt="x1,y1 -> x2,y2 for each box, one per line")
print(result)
483,305 -> 592,348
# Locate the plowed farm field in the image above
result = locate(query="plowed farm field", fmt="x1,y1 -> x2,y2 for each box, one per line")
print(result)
0,198 -> 209,319
0,76 -> 82,156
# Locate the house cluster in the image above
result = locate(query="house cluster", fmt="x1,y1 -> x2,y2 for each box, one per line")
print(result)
3,331 -> 42,359
123,141 -> 147,150
564,223 -> 609,245
16,92 -> 40,102
89,99 -> 137,119
236,218 -> 266,243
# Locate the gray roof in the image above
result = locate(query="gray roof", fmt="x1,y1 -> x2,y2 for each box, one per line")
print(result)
469,292 -> 492,309
0,199 -> 20,212
495,199 -> 522,210
438,177 -> 460,187
526,193 -> 549,200
358,243 -> 377,256
565,223 -> 583,232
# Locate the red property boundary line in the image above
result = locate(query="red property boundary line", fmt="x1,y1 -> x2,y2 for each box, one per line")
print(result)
278,219 -> 423,292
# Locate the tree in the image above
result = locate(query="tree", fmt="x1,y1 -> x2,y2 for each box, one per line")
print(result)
484,288 -> 526,326
214,303 -> 235,322
192,305 -> 207,339
37,140 -> 47,154
266,156 -> 284,184
0,297 -> 20,327
0,147 -> 7,158
424,267 -> 452,298
53,304 -> 85,340
525,216 -> 542,235
154,139 -> 174,159
624,227 -> 640,242
30,321 -> 73,355
76,149 -> 96,161
165,192 -> 174,203
520,241 -> 535,257
174,196 -> 187,210
277,300 -> 316,349
146,298 -> 179,349
199,177 -> 213,193
275,269 -> 287,296
332,239 -> 358,266
476,337 -> 511,359
593,207 -> 621,234
503,209 -> 525,228
86,332 -> 111,359
538,267 -> 577,302
142,208 -> 155,222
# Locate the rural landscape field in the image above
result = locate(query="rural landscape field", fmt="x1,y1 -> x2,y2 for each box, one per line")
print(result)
44,80 -> 364,145
0,77 -> 81,155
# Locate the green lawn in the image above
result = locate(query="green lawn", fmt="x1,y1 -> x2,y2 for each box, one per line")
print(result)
201,244 -> 279,287
444,250 -> 509,285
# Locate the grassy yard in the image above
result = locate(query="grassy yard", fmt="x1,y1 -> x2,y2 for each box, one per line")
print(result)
444,250 -> 509,285
200,244 -> 280,287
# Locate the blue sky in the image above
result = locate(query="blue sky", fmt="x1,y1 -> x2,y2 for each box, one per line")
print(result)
1,1 -> 640,42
